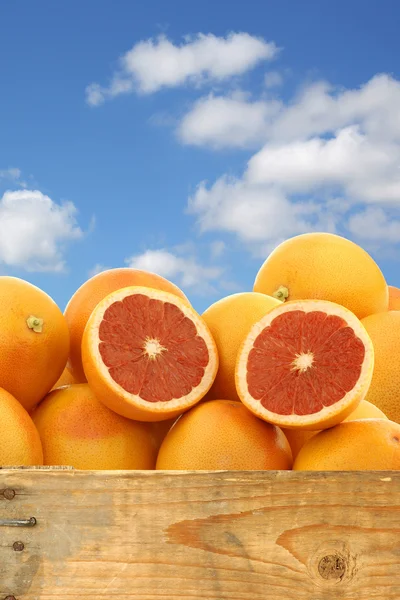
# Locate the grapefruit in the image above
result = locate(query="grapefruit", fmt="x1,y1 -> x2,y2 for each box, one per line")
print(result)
293,419 -> 400,471
82,286 -> 218,422
156,399 -> 293,470
0,387 -> 43,466
65,268 -> 190,382
0,276 -> 69,411
235,299 -> 374,430
253,232 -> 388,320
388,285 -> 400,310
32,384 -> 157,470
202,292 -> 281,402
283,399 -> 387,459
361,311 -> 400,423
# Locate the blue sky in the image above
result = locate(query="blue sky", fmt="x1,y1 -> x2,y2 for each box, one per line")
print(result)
1,0 -> 400,313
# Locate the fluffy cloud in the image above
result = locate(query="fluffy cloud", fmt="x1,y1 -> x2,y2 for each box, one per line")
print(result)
178,93 -> 282,149
247,126 -> 400,202
189,176 -> 337,254
125,248 -> 224,294
86,32 -> 277,105
0,189 -> 84,271
180,74 -> 400,149
347,208 -> 400,243
186,73 -> 400,252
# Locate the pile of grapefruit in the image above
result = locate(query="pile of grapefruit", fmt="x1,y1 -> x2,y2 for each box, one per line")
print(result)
2,232 -> 400,472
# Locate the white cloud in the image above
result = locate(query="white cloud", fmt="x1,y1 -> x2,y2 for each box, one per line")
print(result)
125,248 -> 223,295
178,73 -> 400,149
266,74 -> 400,143
247,125 -> 400,202
186,73 -> 400,252
347,207 -> 400,243
264,71 -> 283,88
189,176 -> 337,255
86,32 -> 278,104
178,93 -> 282,149
0,189 -> 84,272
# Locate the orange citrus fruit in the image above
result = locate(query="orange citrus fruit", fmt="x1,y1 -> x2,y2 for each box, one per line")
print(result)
202,292 -> 281,402
254,232 -> 388,320
388,285 -> 400,310
0,387 -> 43,466
82,286 -> 218,422
65,268 -> 190,382
293,419 -> 400,470
235,299 -> 374,430
0,276 -> 69,411
32,384 -> 157,470
156,399 -> 293,470
283,399 -> 387,459
361,311 -> 400,423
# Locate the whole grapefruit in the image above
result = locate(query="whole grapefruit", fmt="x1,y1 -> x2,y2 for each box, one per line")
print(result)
283,399 -> 387,459
0,387 -> 43,466
361,311 -> 400,423
202,292 -> 281,402
253,233 -> 388,320
32,384 -> 158,470
156,400 -> 293,470
65,268 -> 190,382
0,276 -> 69,411
293,419 -> 400,470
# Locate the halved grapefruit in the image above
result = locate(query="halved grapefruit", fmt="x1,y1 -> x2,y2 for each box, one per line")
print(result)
82,286 -> 218,422
235,299 -> 374,430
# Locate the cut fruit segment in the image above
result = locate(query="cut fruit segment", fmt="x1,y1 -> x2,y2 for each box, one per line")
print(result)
82,286 -> 218,422
235,299 -> 374,430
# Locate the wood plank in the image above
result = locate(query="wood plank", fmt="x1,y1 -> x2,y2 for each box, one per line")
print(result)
0,469 -> 399,599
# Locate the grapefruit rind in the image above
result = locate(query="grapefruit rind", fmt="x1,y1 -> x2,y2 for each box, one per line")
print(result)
235,299 -> 374,430
82,286 -> 219,422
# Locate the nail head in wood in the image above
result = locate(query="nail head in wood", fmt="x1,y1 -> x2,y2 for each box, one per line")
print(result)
13,541 -> 24,552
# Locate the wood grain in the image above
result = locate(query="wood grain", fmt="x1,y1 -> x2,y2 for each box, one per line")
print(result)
0,469 -> 399,599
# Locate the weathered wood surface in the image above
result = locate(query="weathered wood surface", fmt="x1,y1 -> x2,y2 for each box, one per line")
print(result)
1,469 -> 400,599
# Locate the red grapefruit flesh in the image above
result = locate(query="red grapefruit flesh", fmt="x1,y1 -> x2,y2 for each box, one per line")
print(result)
235,300 -> 374,430
82,286 -> 219,422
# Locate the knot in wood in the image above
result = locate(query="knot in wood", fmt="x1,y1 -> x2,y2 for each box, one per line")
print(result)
3,488 -> 15,500
318,553 -> 347,580
4,595 -> 17,600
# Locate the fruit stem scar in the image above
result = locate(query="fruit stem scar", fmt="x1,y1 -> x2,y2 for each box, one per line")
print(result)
143,337 -> 167,360
273,286 -> 289,301
292,351 -> 314,373
26,315 -> 44,333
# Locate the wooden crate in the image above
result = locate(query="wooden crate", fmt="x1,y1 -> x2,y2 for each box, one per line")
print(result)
0,467 -> 399,600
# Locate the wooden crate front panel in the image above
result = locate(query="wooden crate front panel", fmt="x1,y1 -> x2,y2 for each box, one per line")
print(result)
0,469 -> 399,599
